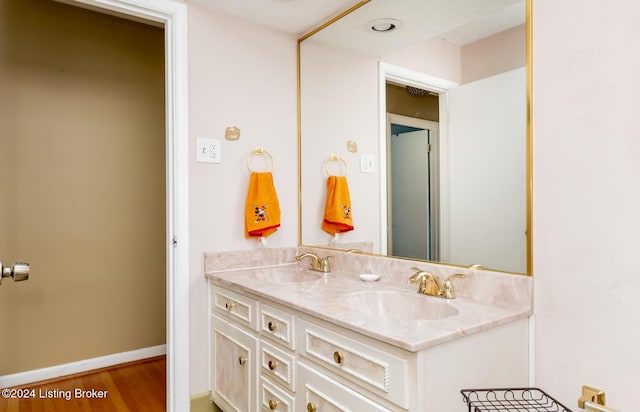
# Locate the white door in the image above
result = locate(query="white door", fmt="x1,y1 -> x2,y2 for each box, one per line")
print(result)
390,129 -> 431,260
447,68 -> 526,273
387,115 -> 440,261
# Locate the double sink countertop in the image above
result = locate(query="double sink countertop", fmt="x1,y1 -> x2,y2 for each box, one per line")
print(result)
206,263 -> 533,352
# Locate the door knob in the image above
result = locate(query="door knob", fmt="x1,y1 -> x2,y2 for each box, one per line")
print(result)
0,260 -> 30,285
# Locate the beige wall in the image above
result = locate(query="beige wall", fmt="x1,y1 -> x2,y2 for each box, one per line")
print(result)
187,3 -> 299,393
461,24 -> 526,84
0,0 -> 166,374
533,1 -> 640,409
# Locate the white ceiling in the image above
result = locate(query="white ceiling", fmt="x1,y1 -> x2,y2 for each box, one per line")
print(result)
186,0 -> 526,56
311,0 -> 526,57
185,0 -> 359,35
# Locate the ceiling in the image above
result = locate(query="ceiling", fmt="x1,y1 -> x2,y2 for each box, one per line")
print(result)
185,0 -> 359,35
310,0 -> 525,57
186,0 -> 526,52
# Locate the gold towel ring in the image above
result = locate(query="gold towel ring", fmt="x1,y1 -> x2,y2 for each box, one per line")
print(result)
325,154 -> 348,177
247,147 -> 275,172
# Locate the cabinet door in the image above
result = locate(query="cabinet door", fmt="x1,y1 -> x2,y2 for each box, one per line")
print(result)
212,315 -> 258,412
298,362 -> 393,412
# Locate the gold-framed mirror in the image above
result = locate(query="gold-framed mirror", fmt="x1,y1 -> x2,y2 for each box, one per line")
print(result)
298,0 -> 532,275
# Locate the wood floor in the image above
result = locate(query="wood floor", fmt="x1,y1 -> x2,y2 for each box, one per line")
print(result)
0,356 -> 166,411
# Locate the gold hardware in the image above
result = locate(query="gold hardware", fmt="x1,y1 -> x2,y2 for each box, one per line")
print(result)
268,321 -> 277,332
248,147 -> 275,172
238,356 -> 247,365
333,351 -> 344,364
409,268 -> 467,299
409,268 -> 441,296
268,360 -> 278,371
442,273 -> 466,299
307,403 -> 317,412
225,302 -> 235,311
224,126 -> 240,141
578,385 -> 606,408
295,252 -> 333,273
325,153 -> 348,176
268,399 -> 279,410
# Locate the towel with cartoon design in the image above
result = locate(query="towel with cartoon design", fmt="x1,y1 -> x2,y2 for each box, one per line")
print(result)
322,175 -> 354,235
245,172 -> 281,238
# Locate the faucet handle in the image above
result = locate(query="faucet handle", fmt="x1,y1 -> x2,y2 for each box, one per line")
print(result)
409,267 -> 428,283
442,273 -> 467,299
319,255 -> 334,272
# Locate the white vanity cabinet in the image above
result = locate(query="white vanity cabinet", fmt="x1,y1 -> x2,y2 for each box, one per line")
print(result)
211,286 -> 261,412
298,362 -> 393,412
211,285 -> 300,412
210,282 -> 529,412
211,315 -> 258,412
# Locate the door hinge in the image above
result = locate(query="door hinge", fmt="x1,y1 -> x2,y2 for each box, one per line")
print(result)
172,236 -> 178,248
426,144 -> 432,152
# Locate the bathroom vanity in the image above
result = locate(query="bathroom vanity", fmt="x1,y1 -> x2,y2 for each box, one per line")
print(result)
206,249 -> 532,412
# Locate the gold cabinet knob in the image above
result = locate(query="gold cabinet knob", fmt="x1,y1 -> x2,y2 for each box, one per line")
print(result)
268,321 -> 277,332
268,399 -> 279,410
307,403 -> 317,412
238,356 -> 247,365
225,302 -> 234,311
333,351 -> 345,364
268,360 -> 278,371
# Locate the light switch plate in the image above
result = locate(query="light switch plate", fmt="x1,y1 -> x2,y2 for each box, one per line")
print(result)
360,154 -> 375,173
196,138 -> 221,163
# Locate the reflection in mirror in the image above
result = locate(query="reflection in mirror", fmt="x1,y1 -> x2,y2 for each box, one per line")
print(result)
299,0 -> 529,274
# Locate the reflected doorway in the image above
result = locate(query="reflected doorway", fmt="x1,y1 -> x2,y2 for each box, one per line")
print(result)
386,114 -> 440,261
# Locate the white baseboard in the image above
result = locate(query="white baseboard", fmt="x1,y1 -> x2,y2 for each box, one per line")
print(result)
0,344 -> 166,388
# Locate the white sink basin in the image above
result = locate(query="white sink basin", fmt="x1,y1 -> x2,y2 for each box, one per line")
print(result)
339,290 -> 459,321
247,269 -> 322,283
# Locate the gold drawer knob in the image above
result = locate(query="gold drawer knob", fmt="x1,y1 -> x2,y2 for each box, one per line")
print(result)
307,403 -> 317,412
225,302 -> 235,311
268,321 -> 277,332
238,356 -> 247,365
268,360 -> 278,371
268,399 -> 279,410
333,351 -> 345,364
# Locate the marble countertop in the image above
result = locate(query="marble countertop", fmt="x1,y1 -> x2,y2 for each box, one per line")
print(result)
206,264 -> 532,352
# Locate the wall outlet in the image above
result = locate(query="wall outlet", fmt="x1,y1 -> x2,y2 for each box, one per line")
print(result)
196,138 -> 221,163
360,154 -> 375,173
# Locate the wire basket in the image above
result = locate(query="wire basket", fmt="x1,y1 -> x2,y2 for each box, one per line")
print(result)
461,388 -> 573,411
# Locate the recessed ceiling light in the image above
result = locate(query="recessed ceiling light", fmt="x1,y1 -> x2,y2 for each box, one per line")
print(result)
367,18 -> 403,33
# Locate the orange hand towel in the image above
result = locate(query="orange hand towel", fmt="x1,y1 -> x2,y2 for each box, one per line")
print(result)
322,175 -> 354,235
245,172 -> 281,238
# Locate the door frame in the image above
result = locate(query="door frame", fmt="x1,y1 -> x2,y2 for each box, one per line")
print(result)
379,62 -> 457,261
386,114 -> 440,260
66,0 -> 190,410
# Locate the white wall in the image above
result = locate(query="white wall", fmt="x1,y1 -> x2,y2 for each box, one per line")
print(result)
533,1 -> 640,409
384,37 -> 461,84
300,40 -> 380,251
188,4 -> 298,394
448,68 -> 526,273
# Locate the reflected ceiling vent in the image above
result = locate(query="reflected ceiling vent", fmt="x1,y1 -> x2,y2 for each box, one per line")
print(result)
367,18 -> 403,33
405,86 -> 435,97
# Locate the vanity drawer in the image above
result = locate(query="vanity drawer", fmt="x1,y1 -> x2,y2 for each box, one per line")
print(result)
260,340 -> 295,392
259,377 -> 295,412
260,302 -> 295,350
298,319 -> 409,408
212,286 -> 258,331
298,361 -> 392,412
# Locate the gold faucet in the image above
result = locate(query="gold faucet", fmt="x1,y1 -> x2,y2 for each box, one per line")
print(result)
295,253 -> 334,273
409,267 -> 467,299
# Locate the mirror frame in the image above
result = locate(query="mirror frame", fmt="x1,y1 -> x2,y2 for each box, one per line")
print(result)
297,0 -> 533,276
